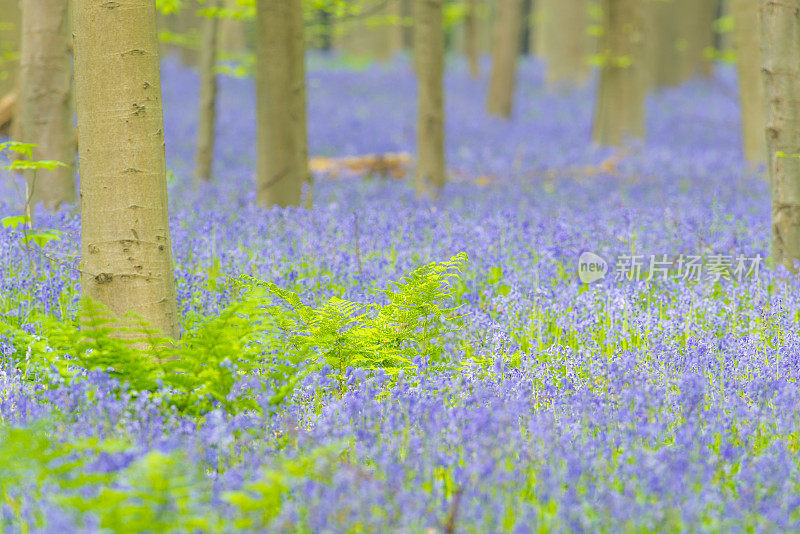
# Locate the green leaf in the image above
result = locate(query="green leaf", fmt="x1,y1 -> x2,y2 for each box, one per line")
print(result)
1,215 -> 31,229
156,0 -> 182,14
713,14 -> 734,34
21,230 -> 62,248
4,159 -> 67,171
0,141 -> 36,158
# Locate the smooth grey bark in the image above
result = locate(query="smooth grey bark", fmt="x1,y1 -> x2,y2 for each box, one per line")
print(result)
675,0 -> 717,80
415,0 -> 446,196
256,0 -> 310,207
464,0 -> 481,77
760,0 -> 800,269
195,1 -> 219,182
733,0 -> 765,163
219,0 -> 247,54
0,0 -> 20,97
487,0 -> 523,117
592,0 -> 645,146
19,0 -> 75,210
74,0 -> 180,338
536,0 -> 593,87
644,0 -> 681,88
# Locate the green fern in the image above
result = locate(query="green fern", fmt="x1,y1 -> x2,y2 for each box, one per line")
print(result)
0,253 -> 467,414
243,252 -> 468,384
0,289 -> 308,416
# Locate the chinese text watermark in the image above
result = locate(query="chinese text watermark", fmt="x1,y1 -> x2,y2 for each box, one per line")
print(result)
577,252 -> 763,284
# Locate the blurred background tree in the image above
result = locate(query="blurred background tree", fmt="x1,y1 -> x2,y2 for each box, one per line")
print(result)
0,0 -> 794,284
18,0 -> 74,211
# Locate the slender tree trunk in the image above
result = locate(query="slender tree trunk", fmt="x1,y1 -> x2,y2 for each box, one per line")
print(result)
760,0 -> 800,269
74,0 -> 180,338
675,0 -> 716,80
644,0 -> 681,88
733,0 -> 765,164
537,0 -> 593,87
487,0 -> 523,117
19,0 -> 75,210
464,0 -> 480,77
195,2 -> 219,182
415,0 -> 446,196
256,0 -> 309,208
592,0 -> 645,146
0,0 -> 20,98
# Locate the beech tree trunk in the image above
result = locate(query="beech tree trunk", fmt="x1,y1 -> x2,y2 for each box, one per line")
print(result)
74,0 -> 180,338
176,3 -> 199,66
592,0 -> 645,146
256,0 -> 310,207
536,0 -> 593,87
293,0 -> 312,207
415,0 -> 446,196
487,0 -> 523,117
219,0 -> 247,55
372,0 -> 403,61
195,2 -> 219,182
0,0 -> 20,98
733,0 -> 765,163
19,0 -> 75,211
760,0 -> 800,269
464,0 -> 481,77
675,0 -> 716,80
644,0 -> 681,88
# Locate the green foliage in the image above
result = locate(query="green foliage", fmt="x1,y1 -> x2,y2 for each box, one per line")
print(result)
443,2 -> 468,30
156,0 -> 183,15
588,52 -> 634,68
0,140 -> 36,158
0,143 -> 67,250
1,213 -> 62,249
1,421 -> 346,532
64,450 -> 216,532
222,441 -> 347,530
242,252 -> 467,384
1,290 -> 308,416
1,214 -> 30,229
4,159 -> 67,172
704,46 -> 736,65
0,422 -> 118,529
158,29 -> 200,50
713,14 -> 734,35
1,254 -> 468,414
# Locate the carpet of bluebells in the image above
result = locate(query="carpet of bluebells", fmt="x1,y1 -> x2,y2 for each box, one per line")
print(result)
3,53 -> 799,532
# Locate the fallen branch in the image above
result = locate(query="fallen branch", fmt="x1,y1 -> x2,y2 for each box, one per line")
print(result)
310,152 -> 412,179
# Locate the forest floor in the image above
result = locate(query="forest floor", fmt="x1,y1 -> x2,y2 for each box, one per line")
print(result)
1,56 -> 796,531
